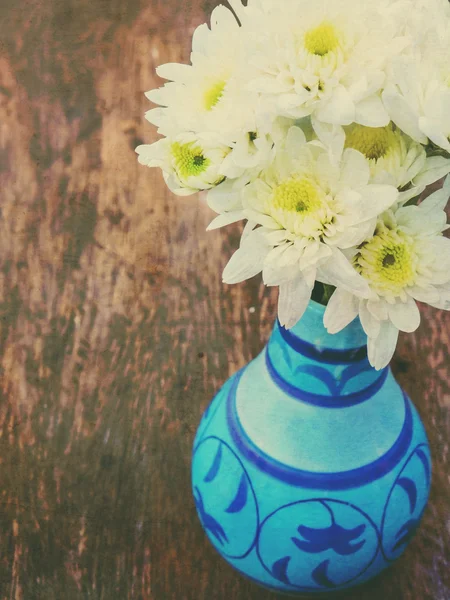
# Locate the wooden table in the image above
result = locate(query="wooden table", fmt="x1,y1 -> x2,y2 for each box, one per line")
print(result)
0,1 -> 449,598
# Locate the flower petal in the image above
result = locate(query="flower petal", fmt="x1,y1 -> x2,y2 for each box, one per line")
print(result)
206,211 -> 245,231
324,289 -> 359,334
265,229 -> 289,245
348,185 -> 398,224
156,63 -> 192,83
367,299 -> 389,321
359,300 -> 381,339
144,108 -> 170,131
388,297 -> 421,333
311,117 -> 345,161
355,94 -> 390,127
135,141 -> 166,167
327,219 -> 376,249
242,179 -> 272,212
382,87 -> 428,144
340,148 -> 371,189
419,117 -> 450,152
368,321 -> 399,370
315,85 -> 355,126
263,262 -> 300,287
191,23 -> 209,54
207,180 -> 243,214
241,220 -> 258,243
222,230 -> 270,284
413,156 -> 450,188
318,248 -> 371,298
278,275 -> 313,329
408,286 -> 440,304
419,179 -> 450,213
285,126 -> 307,155
244,209 -> 281,229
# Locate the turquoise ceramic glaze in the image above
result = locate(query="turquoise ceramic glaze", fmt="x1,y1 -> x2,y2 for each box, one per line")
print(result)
192,300 -> 431,595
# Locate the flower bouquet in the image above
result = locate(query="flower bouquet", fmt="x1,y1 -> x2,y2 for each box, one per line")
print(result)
137,0 -> 450,594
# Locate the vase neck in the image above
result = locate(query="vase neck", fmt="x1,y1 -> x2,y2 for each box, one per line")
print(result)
284,300 -> 368,351
266,301 -> 384,400
231,300 -> 406,476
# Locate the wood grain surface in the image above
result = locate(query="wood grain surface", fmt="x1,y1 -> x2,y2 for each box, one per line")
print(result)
0,1 -> 449,598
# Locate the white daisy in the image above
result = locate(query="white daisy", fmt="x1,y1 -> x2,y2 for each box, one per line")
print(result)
243,0 -> 409,127
382,18 -> 450,153
342,123 -> 450,203
311,117 -> 450,204
222,126 -> 399,327
145,5 -> 258,145
324,177 -> 450,369
136,133 -> 230,196
206,117 -> 295,231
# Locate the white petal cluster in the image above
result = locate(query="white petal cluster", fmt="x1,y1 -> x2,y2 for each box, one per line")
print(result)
315,121 -> 450,205
325,177 -> 450,369
383,2 -> 450,152
136,134 -> 230,196
138,0 -> 450,368
222,126 -> 399,326
146,6 -> 251,141
239,0 -> 408,127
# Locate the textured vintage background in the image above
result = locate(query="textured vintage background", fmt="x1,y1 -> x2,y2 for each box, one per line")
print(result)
0,0 -> 449,598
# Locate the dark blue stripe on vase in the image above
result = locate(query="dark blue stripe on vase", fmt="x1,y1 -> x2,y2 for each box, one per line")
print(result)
226,376 -> 413,491
265,349 -> 389,408
278,320 -> 368,364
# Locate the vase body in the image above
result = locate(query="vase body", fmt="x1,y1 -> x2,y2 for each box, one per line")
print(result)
191,301 -> 431,595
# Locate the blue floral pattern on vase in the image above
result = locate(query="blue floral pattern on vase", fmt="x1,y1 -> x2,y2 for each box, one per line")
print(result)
192,436 -> 259,559
275,336 -> 375,396
257,500 -> 380,591
381,443 -> 431,561
294,363 -> 375,396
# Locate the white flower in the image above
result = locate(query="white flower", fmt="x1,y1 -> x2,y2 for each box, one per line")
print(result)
324,177 -> 450,369
136,133 -> 230,196
311,118 -> 450,203
243,0 -> 409,127
138,0 -> 450,352
205,117 -> 296,230
145,5 -> 258,145
341,123 -> 450,203
217,130 -> 275,181
222,126 -> 399,327
382,18 -> 450,152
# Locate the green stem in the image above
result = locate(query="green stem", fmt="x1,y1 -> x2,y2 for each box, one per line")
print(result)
311,282 -> 336,306
321,283 -> 336,306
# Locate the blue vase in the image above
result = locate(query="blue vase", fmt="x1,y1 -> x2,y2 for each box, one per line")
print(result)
191,300 -> 431,595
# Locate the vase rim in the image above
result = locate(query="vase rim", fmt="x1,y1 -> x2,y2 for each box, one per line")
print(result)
285,297 -> 366,350
307,298 -> 327,315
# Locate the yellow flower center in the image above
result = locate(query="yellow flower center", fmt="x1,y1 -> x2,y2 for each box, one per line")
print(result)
204,80 -> 226,111
272,178 -> 323,214
304,22 -> 340,56
171,142 -> 210,179
345,124 -> 397,161
355,228 -> 417,297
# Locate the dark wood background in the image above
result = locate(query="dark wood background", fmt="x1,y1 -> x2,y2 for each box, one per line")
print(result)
0,0 -> 448,598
